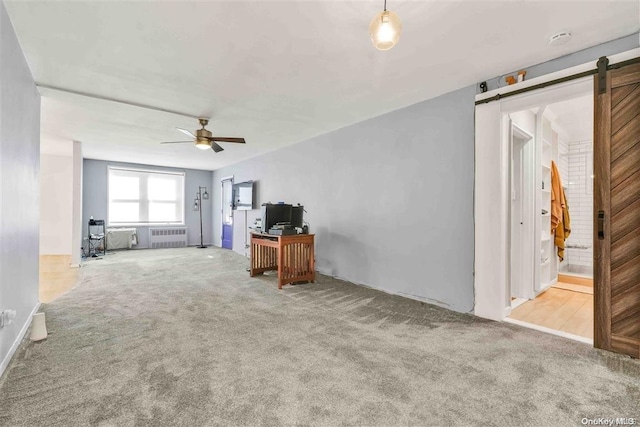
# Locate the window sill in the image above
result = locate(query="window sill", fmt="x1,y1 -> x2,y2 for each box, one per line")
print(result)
107,223 -> 186,228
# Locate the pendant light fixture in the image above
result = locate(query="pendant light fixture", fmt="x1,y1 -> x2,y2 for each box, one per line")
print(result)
369,0 -> 402,51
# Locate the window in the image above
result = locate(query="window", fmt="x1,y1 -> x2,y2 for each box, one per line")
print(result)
108,167 -> 185,225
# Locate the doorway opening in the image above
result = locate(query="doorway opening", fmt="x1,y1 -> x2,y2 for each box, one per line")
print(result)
221,177 -> 234,250
474,50 -> 640,358
506,92 -> 594,342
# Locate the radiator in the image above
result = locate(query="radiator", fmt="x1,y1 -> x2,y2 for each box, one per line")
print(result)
148,227 -> 188,249
106,228 -> 138,250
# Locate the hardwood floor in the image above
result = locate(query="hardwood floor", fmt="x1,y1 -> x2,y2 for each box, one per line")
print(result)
40,255 -> 79,303
553,281 -> 593,295
509,285 -> 594,340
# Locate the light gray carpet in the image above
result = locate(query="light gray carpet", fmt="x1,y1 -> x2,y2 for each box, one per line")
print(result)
0,247 -> 638,426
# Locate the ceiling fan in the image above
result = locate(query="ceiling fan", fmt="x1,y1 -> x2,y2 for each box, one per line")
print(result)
160,118 -> 246,153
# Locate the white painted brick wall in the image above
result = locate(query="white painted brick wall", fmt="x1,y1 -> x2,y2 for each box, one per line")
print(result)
565,139 -> 593,268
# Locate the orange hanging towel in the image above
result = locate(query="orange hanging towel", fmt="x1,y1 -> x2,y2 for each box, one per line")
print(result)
550,160 -> 565,232
554,191 -> 571,261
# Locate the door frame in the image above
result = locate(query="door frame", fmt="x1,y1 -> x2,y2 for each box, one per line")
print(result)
474,49 -> 637,323
510,122 -> 536,302
475,77 -> 593,321
220,175 -> 234,249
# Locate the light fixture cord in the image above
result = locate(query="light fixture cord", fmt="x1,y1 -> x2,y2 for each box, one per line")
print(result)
383,0 -> 387,11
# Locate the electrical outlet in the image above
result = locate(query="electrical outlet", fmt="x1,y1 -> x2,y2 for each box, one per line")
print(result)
0,310 -> 17,328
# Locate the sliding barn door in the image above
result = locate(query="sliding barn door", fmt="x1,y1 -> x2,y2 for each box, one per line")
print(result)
594,59 -> 640,358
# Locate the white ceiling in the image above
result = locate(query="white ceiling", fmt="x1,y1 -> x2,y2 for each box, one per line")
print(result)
5,0 -> 639,171
547,94 -> 594,142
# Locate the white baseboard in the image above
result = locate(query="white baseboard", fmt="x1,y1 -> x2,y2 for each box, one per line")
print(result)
503,305 -> 512,318
510,297 -> 528,310
504,317 -> 593,345
0,302 -> 41,379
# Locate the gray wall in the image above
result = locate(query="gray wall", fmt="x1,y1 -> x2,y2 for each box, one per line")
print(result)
83,159 -> 213,249
212,33 -> 639,314
40,153 -> 73,254
213,86 -> 476,313
0,2 -> 41,374
481,33 -> 639,92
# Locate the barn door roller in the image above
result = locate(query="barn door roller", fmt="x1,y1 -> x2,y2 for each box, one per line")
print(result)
597,56 -> 609,94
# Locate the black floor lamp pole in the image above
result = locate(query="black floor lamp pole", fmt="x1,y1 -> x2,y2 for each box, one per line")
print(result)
195,186 -> 209,249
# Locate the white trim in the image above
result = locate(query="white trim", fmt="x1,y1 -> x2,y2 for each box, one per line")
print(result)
537,278 -> 558,295
503,305 -> 512,319
107,222 -> 186,227
512,122 -> 535,140
107,165 -> 185,176
476,48 -> 640,103
542,108 -> 558,122
499,78 -> 593,114
71,141 -> 83,267
474,101 -> 511,320
0,303 -> 41,379
510,298 -> 528,310
504,317 -> 593,345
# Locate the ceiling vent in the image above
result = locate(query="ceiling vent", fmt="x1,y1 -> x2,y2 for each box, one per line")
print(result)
549,32 -> 572,47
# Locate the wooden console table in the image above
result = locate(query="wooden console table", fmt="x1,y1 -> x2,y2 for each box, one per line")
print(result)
250,233 -> 315,289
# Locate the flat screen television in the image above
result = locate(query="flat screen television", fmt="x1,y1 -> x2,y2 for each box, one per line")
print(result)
261,203 -> 292,232
232,181 -> 255,210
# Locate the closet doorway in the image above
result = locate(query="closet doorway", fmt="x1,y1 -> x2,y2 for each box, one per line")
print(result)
474,51 -> 640,358
506,94 -> 594,342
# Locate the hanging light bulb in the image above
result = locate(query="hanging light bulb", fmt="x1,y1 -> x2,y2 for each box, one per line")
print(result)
369,0 -> 402,51
193,199 -> 199,211
202,189 -> 209,200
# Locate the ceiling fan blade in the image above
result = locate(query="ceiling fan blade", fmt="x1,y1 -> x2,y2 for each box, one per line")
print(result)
207,137 -> 246,144
210,142 -> 224,153
176,127 -> 196,138
160,141 -> 193,144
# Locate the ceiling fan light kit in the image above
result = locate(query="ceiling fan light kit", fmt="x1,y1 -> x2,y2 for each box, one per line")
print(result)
195,139 -> 211,150
160,118 -> 246,153
369,0 -> 402,51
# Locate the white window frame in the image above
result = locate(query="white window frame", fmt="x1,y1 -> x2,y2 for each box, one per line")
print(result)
107,166 -> 186,227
